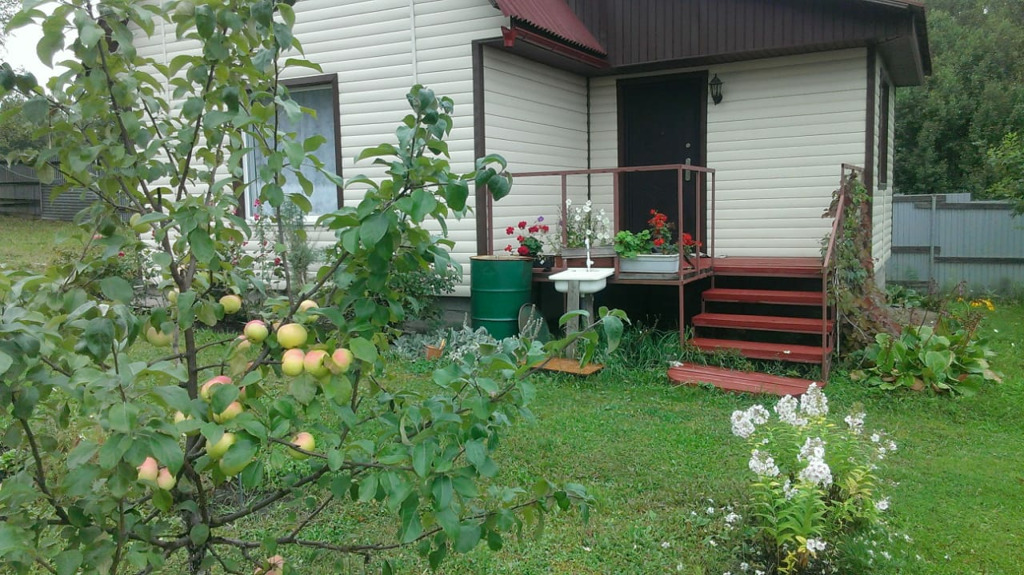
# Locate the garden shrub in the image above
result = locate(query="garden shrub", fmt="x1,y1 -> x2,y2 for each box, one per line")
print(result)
724,385 -> 897,574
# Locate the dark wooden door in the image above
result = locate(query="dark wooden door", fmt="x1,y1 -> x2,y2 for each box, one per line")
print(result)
618,73 -> 705,238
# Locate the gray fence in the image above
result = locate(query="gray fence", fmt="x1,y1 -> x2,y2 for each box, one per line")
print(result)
886,193 -> 1024,294
0,164 -> 101,221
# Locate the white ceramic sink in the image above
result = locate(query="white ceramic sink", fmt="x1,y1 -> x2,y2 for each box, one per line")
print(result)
549,267 -> 615,294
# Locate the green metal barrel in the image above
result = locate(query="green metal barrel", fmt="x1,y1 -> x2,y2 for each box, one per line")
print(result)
470,256 -> 533,339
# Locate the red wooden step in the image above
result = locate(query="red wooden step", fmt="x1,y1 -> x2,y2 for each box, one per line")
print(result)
693,313 -> 832,334
702,288 -> 823,306
668,363 -> 822,396
713,257 -> 823,278
689,337 -> 829,364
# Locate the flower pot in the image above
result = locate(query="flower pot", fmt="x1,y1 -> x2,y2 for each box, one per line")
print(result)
619,253 -> 680,274
556,246 -> 616,269
533,255 -> 554,270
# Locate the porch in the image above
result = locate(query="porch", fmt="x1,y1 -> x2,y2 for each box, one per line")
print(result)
480,164 -> 860,395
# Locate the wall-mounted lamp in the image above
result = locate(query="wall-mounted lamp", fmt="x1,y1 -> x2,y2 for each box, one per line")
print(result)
709,74 -> 723,105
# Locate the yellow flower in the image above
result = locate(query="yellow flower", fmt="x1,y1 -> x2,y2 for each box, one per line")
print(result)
969,298 -> 995,311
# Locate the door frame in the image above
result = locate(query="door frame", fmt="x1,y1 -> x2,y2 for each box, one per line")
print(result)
615,71 -> 709,245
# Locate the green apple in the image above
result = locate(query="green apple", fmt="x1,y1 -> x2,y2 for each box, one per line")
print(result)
206,432 -> 236,460
220,294 -> 242,314
235,335 -> 252,352
218,454 -> 251,477
166,289 -> 179,305
303,349 -> 330,378
277,323 -> 307,349
213,401 -> 243,423
287,432 -> 315,459
146,326 -> 173,347
129,213 -> 151,234
137,457 -> 159,482
298,299 -> 318,313
200,375 -> 232,401
243,320 -> 269,343
281,349 -> 305,376
156,467 -> 176,490
328,348 -> 354,374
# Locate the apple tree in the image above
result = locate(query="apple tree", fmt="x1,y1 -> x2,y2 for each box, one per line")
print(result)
0,1 -> 624,574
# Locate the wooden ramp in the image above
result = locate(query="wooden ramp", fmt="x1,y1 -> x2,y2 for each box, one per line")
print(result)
668,363 -> 821,396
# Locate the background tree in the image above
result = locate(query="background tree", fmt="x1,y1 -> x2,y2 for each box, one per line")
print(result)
0,1 -> 619,574
894,0 -> 1024,196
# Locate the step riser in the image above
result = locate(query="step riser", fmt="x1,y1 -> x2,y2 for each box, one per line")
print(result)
693,314 -> 833,334
703,288 -> 823,307
690,338 -> 828,364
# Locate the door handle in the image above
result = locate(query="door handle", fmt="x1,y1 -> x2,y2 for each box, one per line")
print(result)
685,157 -> 692,182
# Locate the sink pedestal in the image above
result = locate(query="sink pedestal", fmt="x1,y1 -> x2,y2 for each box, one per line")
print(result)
547,268 -> 615,355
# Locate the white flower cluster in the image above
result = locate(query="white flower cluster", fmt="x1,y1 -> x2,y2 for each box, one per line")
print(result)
798,456 -> 833,488
844,411 -> 865,434
870,433 -> 898,460
800,383 -> 829,417
874,497 -> 890,512
563,198 -> 613,247
806,538 -> 828,553
774,395 -> 808,427
798,436 -> 826,462
782,478 -> 797,500
731,404 -> 770,438
749,449 -> 780,477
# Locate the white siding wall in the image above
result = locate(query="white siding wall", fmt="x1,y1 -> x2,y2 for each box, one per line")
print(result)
871,53 -> 896,271
590,49 -> 869,257
136,0 -> 508,295
483,48 -> 590,255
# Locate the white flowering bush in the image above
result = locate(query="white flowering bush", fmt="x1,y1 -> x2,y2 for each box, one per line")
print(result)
730,385 -> 897,574
561,198 -> 614,248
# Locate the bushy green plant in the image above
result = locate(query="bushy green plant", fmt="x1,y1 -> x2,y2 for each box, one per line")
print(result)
856,324 -> 1001,395
885,284 -> 924,308
727,385 -> 896,574
613,229 -> 652,258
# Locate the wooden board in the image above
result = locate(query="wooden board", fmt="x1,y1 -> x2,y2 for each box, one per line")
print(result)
534,357 -> 604,375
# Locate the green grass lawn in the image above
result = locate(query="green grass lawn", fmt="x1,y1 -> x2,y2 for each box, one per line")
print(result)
0,215 -> 76,272
2,215 -> 1021,573
217,303 -> 1023,575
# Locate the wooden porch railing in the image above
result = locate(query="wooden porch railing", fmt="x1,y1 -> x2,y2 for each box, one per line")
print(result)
820,163 -> 865,379
500,164 -> 716,278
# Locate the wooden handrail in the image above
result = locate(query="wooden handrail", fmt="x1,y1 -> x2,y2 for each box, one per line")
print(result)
822,164 -> 864,273
820,163 -> 864,380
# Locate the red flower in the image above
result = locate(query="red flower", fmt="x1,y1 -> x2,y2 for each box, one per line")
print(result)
541,225 -> 550,232
517,245 -> 530,256
528,225 -> 539,233
682,233 -> 695,245
117,251 -> 125,257
504,245 -> 513,252
274,257 -> 282,265
650,209 -> 656,215
517,235 -> 524,242
506,226 -> 515,235
254,199 -> 261,206
518,221 -> 527,229
653,238 -> 665,247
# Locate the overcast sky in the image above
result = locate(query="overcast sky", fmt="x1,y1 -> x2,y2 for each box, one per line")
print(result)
2,6 -> 72,83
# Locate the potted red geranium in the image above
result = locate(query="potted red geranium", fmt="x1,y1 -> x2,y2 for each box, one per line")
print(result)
504,216 -> 555,269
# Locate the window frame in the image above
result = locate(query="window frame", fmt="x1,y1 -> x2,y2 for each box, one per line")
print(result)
240,73 -> 343,218
878,74 -> 891,188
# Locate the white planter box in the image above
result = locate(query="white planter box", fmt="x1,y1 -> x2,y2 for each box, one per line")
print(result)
619,254 -> 680,273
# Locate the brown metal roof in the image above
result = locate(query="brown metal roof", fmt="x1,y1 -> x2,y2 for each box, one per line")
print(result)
494,0 -> 606,55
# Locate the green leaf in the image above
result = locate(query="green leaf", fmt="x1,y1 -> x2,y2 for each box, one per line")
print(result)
100,276 -> 134,304
0,350 -> 12,376
464,439 -> 486,469
54,549 -> 83,575
348,337 -> 378,364
189,524 -> 210,546
445,180 -> 469,211
288,375 -> 318,405
360,213 -> 389,248
188,229 -> 216,265
486,173 -> 511,201
601,314 -> 624,353
399,493 -> 422,543
454,524 -> 481,553
412,441 -> 432,477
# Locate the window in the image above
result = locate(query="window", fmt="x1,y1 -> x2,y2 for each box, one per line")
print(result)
246,75 -> 341,216
878,78 -> 890,187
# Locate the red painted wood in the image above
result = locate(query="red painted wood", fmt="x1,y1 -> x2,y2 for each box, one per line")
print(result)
668,363 -> 821,396
689,337 -> 828,363
712,257 -> 823,278
702,288 -> 823,306
693,313 -> 833,334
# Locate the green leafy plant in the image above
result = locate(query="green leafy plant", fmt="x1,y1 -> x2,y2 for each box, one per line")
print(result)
0,3 -> 625,574
613,229 -> 652,258
726,385 -> 896,574
856,324 -> 1002,395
